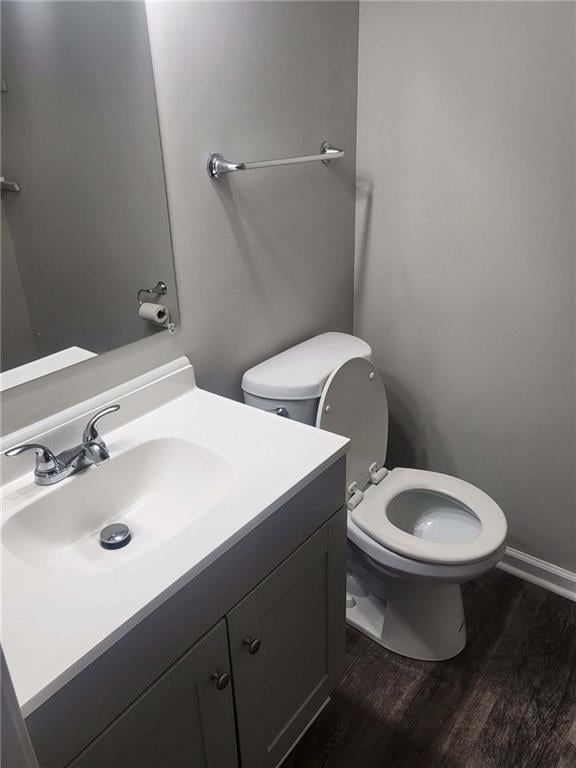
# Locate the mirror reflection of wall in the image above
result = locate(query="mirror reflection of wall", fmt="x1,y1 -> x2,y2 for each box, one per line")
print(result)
1,1 -> 179,383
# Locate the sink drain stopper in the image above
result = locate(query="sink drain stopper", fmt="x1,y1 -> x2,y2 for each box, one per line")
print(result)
100,523 -> 131,550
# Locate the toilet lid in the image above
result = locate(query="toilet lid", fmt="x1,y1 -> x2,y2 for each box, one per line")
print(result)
317,357 -> 388,492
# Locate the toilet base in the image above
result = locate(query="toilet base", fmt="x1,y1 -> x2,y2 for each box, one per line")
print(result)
346,570 -> 467,661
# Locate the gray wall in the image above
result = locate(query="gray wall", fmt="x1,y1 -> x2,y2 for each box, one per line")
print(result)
2,1 -> 358,432
355,2 -> 576,571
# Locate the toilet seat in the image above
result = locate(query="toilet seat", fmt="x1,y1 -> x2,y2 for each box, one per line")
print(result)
317,357 -> 507,567
347,513 -> 505,583
351,468 -> 507,565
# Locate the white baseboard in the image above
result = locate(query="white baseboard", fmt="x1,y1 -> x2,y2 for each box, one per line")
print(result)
498,547 -> 576,603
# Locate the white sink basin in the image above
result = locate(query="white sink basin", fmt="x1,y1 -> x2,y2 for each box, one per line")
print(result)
2,437 -> 233,575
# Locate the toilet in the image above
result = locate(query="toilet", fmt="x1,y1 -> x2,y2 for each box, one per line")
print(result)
242,332 -> 507,661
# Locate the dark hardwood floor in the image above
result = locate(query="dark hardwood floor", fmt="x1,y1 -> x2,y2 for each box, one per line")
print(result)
287,571 -> 576,768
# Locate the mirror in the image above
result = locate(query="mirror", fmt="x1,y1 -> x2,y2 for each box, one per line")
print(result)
1,1 -> 179,388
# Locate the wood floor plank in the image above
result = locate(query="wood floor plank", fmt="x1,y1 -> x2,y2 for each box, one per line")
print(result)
289,571 -> 576,768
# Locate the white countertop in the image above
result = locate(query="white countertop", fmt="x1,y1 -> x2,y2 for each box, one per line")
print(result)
0,359 -> 348,717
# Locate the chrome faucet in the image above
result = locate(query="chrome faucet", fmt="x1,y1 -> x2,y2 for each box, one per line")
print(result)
5,404 -> 120,486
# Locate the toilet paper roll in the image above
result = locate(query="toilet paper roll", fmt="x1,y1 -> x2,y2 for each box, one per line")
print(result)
139,302 -> 169,327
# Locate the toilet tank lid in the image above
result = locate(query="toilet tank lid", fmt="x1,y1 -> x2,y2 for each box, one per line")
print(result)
241,333 -> 372,400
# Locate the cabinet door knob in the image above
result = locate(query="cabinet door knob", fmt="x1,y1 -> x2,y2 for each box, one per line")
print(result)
211,671 -> 230,690
243,637 -> 262,655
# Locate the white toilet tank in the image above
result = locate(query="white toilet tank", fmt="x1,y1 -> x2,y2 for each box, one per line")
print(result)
241,332 -> 372,424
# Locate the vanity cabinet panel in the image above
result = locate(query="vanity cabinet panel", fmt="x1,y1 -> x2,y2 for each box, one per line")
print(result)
68,620 -> 237,768
226,515 -> 346,768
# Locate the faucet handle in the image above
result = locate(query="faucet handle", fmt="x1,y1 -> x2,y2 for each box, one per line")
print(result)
5,443 -> 61,474
82,404 -> 121,445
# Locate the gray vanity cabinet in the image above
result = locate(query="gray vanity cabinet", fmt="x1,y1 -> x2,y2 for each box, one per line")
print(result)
68,620 -> 237,768
227,521 -> 345,768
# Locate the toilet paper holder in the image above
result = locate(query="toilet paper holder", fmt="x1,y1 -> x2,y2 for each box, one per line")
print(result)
137,280 -> 167,305
137,280 -> 175,334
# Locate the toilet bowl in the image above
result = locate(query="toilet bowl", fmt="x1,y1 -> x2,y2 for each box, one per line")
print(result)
242,332 -> 507,661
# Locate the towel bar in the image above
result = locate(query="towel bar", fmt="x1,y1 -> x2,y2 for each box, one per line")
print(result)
207,141 -> 344,180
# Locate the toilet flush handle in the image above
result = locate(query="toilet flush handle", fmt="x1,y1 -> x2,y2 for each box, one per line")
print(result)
266,407 -> 289,418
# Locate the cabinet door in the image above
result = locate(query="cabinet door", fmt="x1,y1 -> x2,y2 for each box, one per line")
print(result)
227,515 -> 346,768
68,621 -> 238,768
